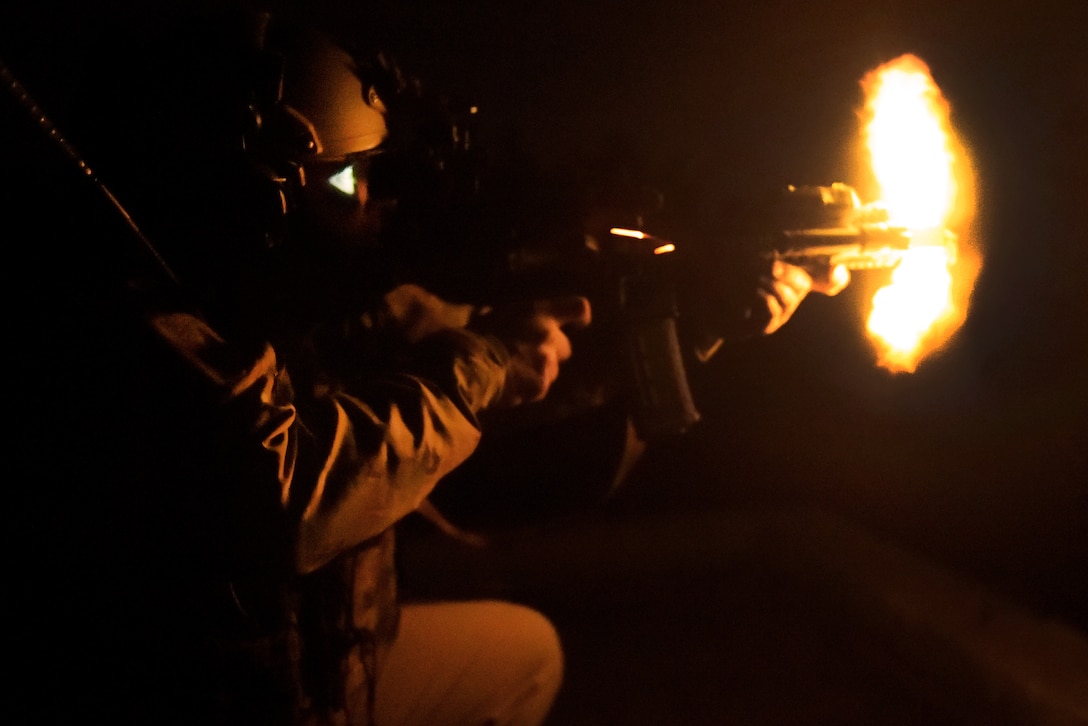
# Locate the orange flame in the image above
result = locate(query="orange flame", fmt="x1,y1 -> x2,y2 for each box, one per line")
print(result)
859,54 -> 976,372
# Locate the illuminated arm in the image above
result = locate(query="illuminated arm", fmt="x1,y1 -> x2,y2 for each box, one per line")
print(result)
148,309 -> 509,576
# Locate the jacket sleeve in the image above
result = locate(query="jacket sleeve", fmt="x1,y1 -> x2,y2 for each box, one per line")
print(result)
147,312 -> 509,577
287,328 -> 509,573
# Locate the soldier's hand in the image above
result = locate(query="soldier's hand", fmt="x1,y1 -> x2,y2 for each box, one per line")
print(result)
754,259 -> 850,335
477,296 -> 592,407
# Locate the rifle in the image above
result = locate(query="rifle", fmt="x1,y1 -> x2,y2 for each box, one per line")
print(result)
467,212 -> 701,441
463,181 -> 957,443
768,182 -> 957,271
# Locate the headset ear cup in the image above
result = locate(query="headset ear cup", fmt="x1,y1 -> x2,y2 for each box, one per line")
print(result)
239,92 -> 315,253
234,102 -> 284,251
247,162 -> 291,250
238,80 -> 320,252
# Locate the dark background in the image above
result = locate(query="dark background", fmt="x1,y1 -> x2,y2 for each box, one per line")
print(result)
4,0 -> 1085,661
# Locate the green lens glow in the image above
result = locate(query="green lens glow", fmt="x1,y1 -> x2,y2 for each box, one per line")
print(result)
327,164 -> 356,196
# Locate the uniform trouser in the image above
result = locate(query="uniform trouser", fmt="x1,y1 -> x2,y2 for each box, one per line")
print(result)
372,600 -> 564,726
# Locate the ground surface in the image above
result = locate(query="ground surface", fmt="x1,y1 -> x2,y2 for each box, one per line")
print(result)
399,506 -> 1088,726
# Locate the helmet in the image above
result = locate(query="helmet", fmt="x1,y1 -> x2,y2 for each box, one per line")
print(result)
83,10 -> 481,317
248,16 -> 491,286
252,15 -> 388,163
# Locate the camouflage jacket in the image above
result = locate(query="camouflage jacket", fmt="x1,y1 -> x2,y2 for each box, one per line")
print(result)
148,284 -> 509,726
